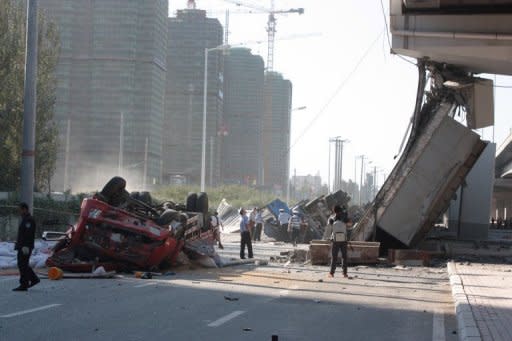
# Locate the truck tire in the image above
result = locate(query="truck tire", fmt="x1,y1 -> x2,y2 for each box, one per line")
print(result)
139,191 -> 152,206
162,201 -> 176,210
100,177 -> 126,200
109,189 -> 129,207
196,192 -> 209,214
156,209 -> 179,226
130,191 -> 141,201
186,192 -> 197,212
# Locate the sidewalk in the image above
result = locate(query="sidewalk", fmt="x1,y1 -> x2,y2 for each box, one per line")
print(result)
448,261 -> 512,341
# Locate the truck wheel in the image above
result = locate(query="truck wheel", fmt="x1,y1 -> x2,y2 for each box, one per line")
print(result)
186,192 -> 197,212
130,191 -> 141,201
139,191 -> 152,206
196,192 -> 209,214
156,209 -> 179,226
109,189 -> 129,207
162,201 -> 176,210
100,177 -> 126,200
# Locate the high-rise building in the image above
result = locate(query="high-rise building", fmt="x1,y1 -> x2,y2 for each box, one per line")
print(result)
222,48 -> 265,185
164,8 -> 223,185
262,71 -> 293,194
39,0 -> 168,191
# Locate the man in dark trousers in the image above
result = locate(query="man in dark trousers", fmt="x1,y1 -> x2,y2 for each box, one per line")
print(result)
13,203 -> 40,291
326,205 -> 349,278
239,208 -> 253,259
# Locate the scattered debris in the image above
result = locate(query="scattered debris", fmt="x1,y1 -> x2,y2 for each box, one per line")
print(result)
134,271 -> 162,278
261,191 -> 350,243
254,260 -> 268,266
224,296 -> 239,301
393,265 -> 412,271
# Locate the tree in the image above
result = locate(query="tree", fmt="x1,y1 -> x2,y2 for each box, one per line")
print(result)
0,1 -> 59,192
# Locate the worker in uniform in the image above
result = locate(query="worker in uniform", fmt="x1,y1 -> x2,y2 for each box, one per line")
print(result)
13,203 -> 40,291
288,210 -> 302,246
239,208 -> 253,259
277,208 -> 291,241
325,205 -> 349,278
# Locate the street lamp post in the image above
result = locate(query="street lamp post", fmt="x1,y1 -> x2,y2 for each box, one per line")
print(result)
201,44 -> 229,192
20,0 -> 38,212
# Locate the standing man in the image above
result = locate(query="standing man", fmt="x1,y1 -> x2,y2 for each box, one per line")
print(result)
327,205 -> 349,278
288,210 -> 302,246
249,207 -> 257,236
253,208 -> 263,242
239,208 -> 253,259
13,203 -> 40,291
277,208 -> 291,241
210,211 -> 224,249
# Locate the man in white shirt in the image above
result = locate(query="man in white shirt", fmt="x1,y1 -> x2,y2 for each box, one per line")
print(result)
288,210 -> 302,246
328,205 -> 349,278
239,208 -> 253,259
277,208 -> 291,241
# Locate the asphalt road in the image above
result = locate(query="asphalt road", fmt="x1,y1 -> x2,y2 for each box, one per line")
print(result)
0,240 -> 458,341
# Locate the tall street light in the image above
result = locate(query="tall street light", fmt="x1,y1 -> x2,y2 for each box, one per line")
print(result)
201,44 -> 229,192
21,0 -> 38,212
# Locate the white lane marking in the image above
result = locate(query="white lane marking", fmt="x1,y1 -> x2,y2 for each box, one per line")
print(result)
134,282 -> 158,288
0,304 -> 62,318
0,277 -> 17,283
432,309 -> 445,341
208,310 -> 246,327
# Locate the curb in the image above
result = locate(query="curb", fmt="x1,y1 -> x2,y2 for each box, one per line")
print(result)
447,261 -> 482,341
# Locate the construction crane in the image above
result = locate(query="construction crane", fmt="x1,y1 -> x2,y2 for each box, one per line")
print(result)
223,0 -> 304,71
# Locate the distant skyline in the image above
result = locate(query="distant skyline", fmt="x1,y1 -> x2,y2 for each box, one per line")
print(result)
170,0 -> 512,187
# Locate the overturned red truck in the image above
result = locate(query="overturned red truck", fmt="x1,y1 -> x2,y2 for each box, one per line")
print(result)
45,177 -> 217,272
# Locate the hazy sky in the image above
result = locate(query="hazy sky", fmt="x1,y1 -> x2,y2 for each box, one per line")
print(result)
169,0 -> 512,187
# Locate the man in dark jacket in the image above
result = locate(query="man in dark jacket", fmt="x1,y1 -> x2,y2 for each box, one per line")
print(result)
13,203 -> 40,291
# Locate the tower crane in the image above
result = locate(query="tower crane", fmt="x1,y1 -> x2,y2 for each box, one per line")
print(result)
223,0 -> 304,71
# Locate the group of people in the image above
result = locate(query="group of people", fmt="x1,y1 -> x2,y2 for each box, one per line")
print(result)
490,217 -> 512,229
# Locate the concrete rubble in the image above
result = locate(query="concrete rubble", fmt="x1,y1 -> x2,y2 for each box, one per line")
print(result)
351,62 -> 488,249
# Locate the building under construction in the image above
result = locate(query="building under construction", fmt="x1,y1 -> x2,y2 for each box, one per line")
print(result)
164,8 -> 223,185
39,0 -> 168,191
222,48 -> 265,185
262,71 -> 293,194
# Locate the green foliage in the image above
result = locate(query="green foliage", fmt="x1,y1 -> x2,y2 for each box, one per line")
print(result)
153,185 -> 277,210
0,0 -> 59,192
0,194 -> 84,240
